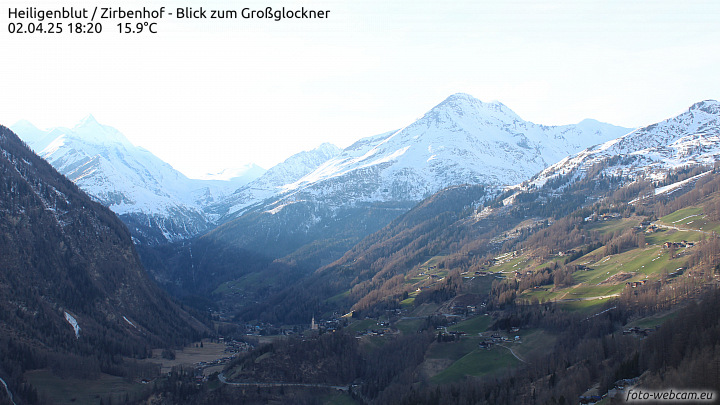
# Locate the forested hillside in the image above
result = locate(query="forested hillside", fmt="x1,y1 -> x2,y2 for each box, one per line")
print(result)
151,165 -> 720,404
0,126 -> 208,404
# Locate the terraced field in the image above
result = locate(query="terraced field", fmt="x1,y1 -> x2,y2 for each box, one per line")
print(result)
423,326 -> 555,384
511,211 -> 711,305
656,207 -> 720,233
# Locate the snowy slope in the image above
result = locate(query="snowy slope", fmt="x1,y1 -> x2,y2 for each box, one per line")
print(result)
199,164 -> 266,182
532,100 -> 720,186
219,143 -> 342,216
10,94 -> 638,246
197,94 -> 633,261
269,93 -> 632,208
11,116 -> 263,243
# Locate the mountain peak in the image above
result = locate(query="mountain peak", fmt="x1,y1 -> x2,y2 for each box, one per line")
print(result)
689,100 -> 720,115
443,92 -> 476,103
534,99 -> 720,188
422,93 -> 522,128
314,142 -> 342,154
11,119 -> 40,130
70,115 -> 134,147
76,114 -> 100,128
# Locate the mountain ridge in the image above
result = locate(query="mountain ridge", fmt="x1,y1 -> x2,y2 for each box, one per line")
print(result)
531,99 -> 720,187
10,94 -> 632,249
149,94 -> 636,308
271,93 -> 633,205
11,118 -> 262,244
203,93 -> 631,257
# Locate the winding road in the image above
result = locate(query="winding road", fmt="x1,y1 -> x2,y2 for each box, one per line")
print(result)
218,373 -> 349,391
651,221 -> 712,235
498,344 -> 527,364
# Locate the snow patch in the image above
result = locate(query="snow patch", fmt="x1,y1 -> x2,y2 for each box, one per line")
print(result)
0,377 -> 17,405
123,316 -> 137,329
654,171 -> 712,196
64,311 -> 81,339
265,200 -> 296,215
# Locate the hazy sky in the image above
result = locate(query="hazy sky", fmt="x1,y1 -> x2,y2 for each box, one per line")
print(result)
2,0 -> 719,177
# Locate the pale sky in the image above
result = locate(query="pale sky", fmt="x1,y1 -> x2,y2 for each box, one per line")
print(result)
2,0 -> 719,178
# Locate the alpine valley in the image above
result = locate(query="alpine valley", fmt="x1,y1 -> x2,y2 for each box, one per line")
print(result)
0,125 -> 209,404
4,95 -> 720,404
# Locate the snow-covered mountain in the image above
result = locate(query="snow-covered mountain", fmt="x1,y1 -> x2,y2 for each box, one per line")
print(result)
200,93 -> 633,260
11,116 -> 262,244
9,93 -> 637,253
198,163 -> 266,182
217,142 -> 342,217
262,93 -> 632,210
532,100 -> 720,186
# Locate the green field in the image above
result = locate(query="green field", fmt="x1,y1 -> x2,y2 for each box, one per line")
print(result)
645,229 -> 700,245
326,289 -> 351,304
649,204 -> 720,238
213,270 -> 278,295
447,315 -> 493,334
409,303 -> 441,317
518,232 -> 694,304
26,369 -> 150,405
400,296 -> 416,307
322,392 -> 361,405
491,254 -> 531,274
426,337 -> 482,361
395,318 -> 424,335
461,275 -> 497,295
574,245 -> 678,283
658,207 -> 705,227
423,327 -> 556,384
586,217 -> 641,234
430,347 -> 519,384
511,329 -> 556,359
557,297 -> 616,313
345,319 -> 380,333
521,287 -> 556,302
627,309 -> 680,329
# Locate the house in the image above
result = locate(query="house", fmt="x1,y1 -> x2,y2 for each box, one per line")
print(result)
669,268 -> 685,277
558,249 -> 577,256
623,327 -> 654,337
626,280 -> 647,288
